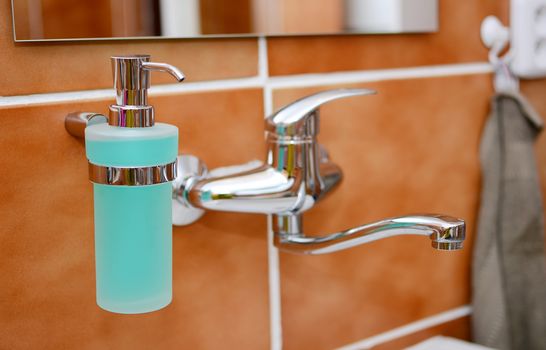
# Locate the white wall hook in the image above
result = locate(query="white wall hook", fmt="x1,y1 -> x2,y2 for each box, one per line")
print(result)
481,15 -> 514,71
481,15 -> 509,50
480,16 -> 519,93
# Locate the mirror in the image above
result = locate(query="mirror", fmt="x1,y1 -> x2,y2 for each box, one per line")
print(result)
11,0 -> 438,42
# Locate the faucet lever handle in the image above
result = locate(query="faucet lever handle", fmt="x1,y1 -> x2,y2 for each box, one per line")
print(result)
265,88 -> 376,138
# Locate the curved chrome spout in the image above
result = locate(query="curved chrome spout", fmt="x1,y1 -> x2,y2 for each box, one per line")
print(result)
142,62 -> 185,82
273,214 -> 466,255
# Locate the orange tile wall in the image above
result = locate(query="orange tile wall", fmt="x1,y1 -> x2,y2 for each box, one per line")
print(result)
2,0 -> 546,349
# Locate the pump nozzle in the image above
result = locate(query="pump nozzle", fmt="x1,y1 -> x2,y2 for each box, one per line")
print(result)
142,62 -> 185,82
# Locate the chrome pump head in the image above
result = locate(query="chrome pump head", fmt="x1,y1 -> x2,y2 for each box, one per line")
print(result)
109,55 -> 185,127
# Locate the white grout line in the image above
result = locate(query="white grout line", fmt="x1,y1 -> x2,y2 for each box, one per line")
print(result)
149,76 -> 263,95
0,62 -> 492,108
267,215 -> 283,350
259,35 -> 283,350
258,36 -> 269,82
267,62 -> 493,89
263,84 -> 274,117
0,76 -> 265,108
335,305 -> 473,350
0,88 -> 115,108
258,36 -> 274,116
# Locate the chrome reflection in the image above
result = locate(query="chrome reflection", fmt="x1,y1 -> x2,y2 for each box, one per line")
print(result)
89,161 -> 177,186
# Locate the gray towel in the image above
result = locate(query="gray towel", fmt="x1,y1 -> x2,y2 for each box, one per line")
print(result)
472,92 -> 546,350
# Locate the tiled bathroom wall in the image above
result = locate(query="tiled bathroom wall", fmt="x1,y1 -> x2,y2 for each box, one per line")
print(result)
2,0 -> 546,349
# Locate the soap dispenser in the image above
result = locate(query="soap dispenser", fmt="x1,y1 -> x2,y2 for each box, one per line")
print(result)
85,55 -> 184,314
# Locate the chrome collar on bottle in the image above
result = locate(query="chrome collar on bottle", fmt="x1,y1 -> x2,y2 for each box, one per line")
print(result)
108,105 -> 155,128
88,161 -> 177,186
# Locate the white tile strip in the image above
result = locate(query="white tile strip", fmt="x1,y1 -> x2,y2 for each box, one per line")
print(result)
267,216 -> 283,350
258,36 -> 269,81
259,37 -> 274,117
406,336 -> 494,350
259,36 -> 284,350
267,62 -> 493,89
0,63 -> 492,108
335,305 -> 473,350
149,76 -> 264,95
0,88 -> 115,108
0,77 -> 265,108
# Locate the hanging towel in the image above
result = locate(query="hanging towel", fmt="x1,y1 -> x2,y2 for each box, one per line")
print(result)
472,92 -> 546,350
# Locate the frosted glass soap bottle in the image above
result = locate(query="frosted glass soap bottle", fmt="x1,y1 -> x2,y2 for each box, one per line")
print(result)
84,55 -> 184,313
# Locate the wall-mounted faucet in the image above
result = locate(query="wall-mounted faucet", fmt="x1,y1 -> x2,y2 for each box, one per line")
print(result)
171,89 -> 466,254
65,54 -> 465,314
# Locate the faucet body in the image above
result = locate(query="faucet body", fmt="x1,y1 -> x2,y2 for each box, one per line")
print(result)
175,89 -> 466,254
185,119 -> 341,215
184,90 -> 367,216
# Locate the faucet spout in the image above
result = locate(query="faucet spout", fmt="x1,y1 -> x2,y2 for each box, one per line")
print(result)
273,214 -> 465,254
